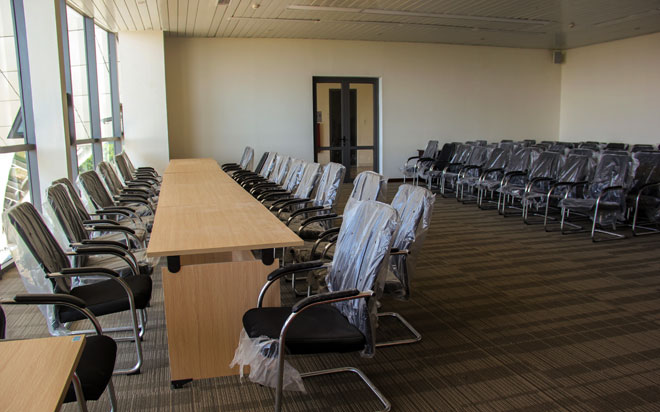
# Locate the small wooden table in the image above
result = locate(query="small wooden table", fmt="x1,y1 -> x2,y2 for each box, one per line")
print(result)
147,158 -> 303,387
0,336 -> 86,412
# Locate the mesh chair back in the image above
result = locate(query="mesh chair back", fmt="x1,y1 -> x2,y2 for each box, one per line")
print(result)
281,159 -> 304,192
422,140 -> 439,159
529,151 -> 563,180
239,146 -> 254,170
326,200 -> 399,357
79,171 -> 116,209
346,171 -> 387,212
97,162 -> 125,197
293,162 -> 322,200
389,185 -> 435,299
53,178 -> 91,221
311,162 -> 344,206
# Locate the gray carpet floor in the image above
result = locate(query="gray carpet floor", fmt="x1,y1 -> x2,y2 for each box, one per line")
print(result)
2,182 -> 660,411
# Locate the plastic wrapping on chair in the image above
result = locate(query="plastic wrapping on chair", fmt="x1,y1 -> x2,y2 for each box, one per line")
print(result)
43,186 -> 87,266
53,178 -> 91,221
240,146 -> 254,171
230,329 -> 306,392
387,185 -> 435,300
260,152 -> 277,178
401,140 -> 438,178
344,171 -> 387,213
560,153 -> 632,225
273,156 -> 291,185
281,159 -> 304,192
312,163 -> 345,207
268,155 -> 286,182
630,151 -> 660,222
294,162 -> 322,200
115,154 -> 133,182
78,172 -> 114,210
3,204 -> 72,335
456,146 -> 489,185
325,200 -> 399,357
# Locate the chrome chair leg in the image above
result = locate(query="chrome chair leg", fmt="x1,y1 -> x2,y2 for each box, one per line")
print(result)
72,372 -> 89,412
107,379 -> 118,412
375,312 -> 421,347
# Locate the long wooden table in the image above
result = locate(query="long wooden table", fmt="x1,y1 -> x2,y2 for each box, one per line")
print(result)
0,336 -> 85,412
147,158 -> 303,387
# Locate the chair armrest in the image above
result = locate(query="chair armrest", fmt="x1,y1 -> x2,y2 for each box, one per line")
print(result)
526,177 -> 555,193
79,239 -> 129,250
390,248 -> 410,256
296,213 -> 340,231
286,206 -> 328,225
69,246 -> 139,276
501,171 -> 528,186
83,219 -> 120,226
116,196 -> 150,207
274,198 -> 312,214
311,227 -> 341,257
406,155 -> 421,162
633,181 -> 660,195
292,289 -> 361,313
60,267 -> 120,277
257,261 -> 327,307
88,224 -> 135,235
257,190 -> 289,200
92,209 -> 131,218
418,157 -> 435,163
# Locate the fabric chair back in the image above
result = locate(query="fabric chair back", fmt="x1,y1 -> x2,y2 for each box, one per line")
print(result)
79,171 -> 116,210
389,185 -> 435,300
115,153 -> 133,182
450,144 -> 472,164
253,152 -> 270,175
291,162 -> 321,200
97,162 -> 125,197
632,144 -> 655,153
325,200 -> 399,357
311,162 -> 345,207
53,178 -> 92,221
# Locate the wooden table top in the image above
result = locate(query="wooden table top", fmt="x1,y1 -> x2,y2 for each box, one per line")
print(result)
0,336 -> 86,412
147,159 -> 303,257
164,158 -> 221,174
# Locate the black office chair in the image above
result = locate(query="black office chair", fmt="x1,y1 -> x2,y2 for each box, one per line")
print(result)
4,202 -> 152,374
235,200 -> 398,412
401,139 -> 438,185
242,154 -> 291,191
234,152 -> 278,184
98,161 -> 158,206
1,295 -> 118,411
260,161 -> 323,207
629,151 -> 660,236
114,153 -> 161,192
222,146 -> 254,172
251,158 -> 304,198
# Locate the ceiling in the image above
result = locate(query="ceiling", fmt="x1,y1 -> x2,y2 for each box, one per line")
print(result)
69,0 -> 660,49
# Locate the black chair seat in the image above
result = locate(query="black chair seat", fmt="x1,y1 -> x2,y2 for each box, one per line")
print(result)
64,335 -> 117,402
298,223 -> 325,241
560,198 -> 621,212
60,276 -> 152,323
243,305 -> 365,354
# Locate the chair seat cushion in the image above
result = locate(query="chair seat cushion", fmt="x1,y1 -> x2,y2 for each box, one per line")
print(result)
560,198 -> 621,212
64,335 -> 117,403
243,305 -> 365,354
60,275 -> 152,322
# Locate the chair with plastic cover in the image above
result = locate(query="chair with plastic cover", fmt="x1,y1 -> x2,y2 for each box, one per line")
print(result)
629,151 -> 660,236
78,171 -> 154,232
98,161 -> 158,208
44,183 -> 154,278
115,153 -> 161,193
1,296 -> 118,411
558,152 -> 633,241
438,143 -> 475,196
3,202 -> 152,374
456,146 -> 508,202
234,200 -> 399,412
401,140 -> 438,185
222,146 -> 254,172
233,151 -> 277,183
475,147 -> 535,209
426,142 -> 456,191
53,177 -> 149,243
260,162 -> 324,209
242,154 -> 290,192
537,154 -> 596,229
118,152 -> 161,185
605,142 -> 628,151
632,144 -> 655,153
496,147 -> 548,215
250,158 -> 302,198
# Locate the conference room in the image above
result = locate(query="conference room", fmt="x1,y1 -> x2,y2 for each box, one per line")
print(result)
1,0 -> 660,410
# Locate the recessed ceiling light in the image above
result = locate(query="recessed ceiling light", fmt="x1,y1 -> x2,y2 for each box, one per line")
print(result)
286,5 -> 552,25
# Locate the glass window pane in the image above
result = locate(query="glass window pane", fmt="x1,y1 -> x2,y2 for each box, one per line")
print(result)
103,141 -> 115,162
95,25 -> 113,138
0,0 -> 23,146
67,7 -> 92,141
0,151 -> 31,262
77,143 -> 93,173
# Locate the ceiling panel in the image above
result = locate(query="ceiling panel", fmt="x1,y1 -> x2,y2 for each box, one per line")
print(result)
69,0 -> 660,49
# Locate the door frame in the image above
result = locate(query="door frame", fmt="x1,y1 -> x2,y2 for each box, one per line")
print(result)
312,76 -> 380,180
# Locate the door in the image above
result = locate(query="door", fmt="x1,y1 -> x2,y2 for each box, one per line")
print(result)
313,77 -> 379,182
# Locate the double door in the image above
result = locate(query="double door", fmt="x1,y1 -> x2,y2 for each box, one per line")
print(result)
313,77 -> 379,182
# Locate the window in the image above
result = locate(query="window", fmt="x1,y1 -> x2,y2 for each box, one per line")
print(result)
63,5 -> 121,176
0,0 -> 38,264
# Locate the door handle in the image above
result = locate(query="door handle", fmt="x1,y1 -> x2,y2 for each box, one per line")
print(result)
341,136 -> 346,145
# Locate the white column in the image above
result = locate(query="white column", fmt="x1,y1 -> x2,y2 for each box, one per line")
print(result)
23,0 -> 72,195
118,30 -> 170,173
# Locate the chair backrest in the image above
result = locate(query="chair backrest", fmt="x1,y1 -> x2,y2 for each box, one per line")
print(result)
632,144 -> 655,153
605,142 -> 628,151
389,184 -> 435,300
253,152 -> 270,175
465,145 -> 489,167
506,147 -> 541,173
569,148 -> 596,158
422,140 -> 439,159
325,200 -> 399,357
293,162 -> 322,200
79,171 -> 116,210
345,171 -> 387,212
310,162 -> 344,206
53,178 -> 91,221
45,184 -> 91,266
97,162 -> 125,197
281,159 -> 304,192
631,151 -> 660,193
557,154 -> 594,183
239,146 -> 254,170
529,151 -> 563,180
484,147 -> 510,170
587,153 -> 632,200
450,144 -> 472,164
115,153 -> 133,182
272,156 -> 291,185
259,152 -> 277,178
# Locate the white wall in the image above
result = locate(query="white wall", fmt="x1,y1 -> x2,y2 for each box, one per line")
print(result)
559,32 -> 660,144
118,31 -> 169,173
164,38 -> 561,178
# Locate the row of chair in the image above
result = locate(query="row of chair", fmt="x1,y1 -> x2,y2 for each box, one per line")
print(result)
225,147 -> 435,412
1,151 -> 161,411
406,140 -> 660,241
